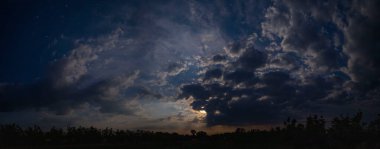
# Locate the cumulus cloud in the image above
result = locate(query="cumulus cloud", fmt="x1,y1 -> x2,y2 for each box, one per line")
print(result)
179,0 -> 380,125
204,68 -> 223,80
180,40 -> 291,125
224,69 -> 256,85
51,45 -> 98,88
212,54 -> 227,62
261,0 -> 346,72
259,0 -> 380,110
337,0 -> 380,86
235,47 -> 267,71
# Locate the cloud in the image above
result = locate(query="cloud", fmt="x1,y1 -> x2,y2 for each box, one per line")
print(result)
0,4 -> 156,130
50,45 -> 98,88
224,69 -> 256,85
269,52 -> 302,70
204,68 -> 223,80
337,0 -> 380,87
2,0 -> 380,130
235,47 -> 267,71
0,0 -> 226,113
179,2 -> 380,125
259,0 -> 380,109
0,27 -> 158,115
212,54 -> 227,62
0,71 -> 141,114
261,0 -> 346,71
180,84 -> 209,100
179,39 -> 294,126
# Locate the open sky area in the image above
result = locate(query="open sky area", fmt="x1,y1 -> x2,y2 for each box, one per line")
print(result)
1,0 -> 380,134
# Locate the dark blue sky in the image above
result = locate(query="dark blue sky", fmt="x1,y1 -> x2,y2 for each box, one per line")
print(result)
0,0 -> 379,132
0,0 -> 126,83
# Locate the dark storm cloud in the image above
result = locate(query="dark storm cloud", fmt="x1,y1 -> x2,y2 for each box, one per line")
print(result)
261,71 -> 290,86
212,54 -> 227,62
339,0 -> 380,88
180,84 -> 209,100
226,42 -> 244,56
235,47 -> 267,71
261,0 -> 380,101
255,71 -> 297,104
180,43 -> 295,125
180,59 -> 353,126
180,72 -> 293,126
269,52 -> 303,70
0,71 -> 147,115
224,69 -> 256,84
204,68 -> 223,80
179,0 -> 380,126
276,0 -> 380,102
262,0 -> 346,71
207,97 -> 284,126
261,0 -> 378,82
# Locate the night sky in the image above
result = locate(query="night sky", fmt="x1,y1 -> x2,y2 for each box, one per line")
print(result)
1,0 -> 380,133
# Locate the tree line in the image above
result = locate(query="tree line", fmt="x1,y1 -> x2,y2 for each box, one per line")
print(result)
0,112 -> 379,149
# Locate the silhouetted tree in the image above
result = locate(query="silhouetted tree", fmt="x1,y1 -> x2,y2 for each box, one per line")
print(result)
190,129 -> 197,136
235,128 -> 246,133
196,131 -> 207,137
0,112 -> 379,149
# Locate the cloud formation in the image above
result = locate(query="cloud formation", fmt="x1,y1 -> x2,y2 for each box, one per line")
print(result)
179,0 -> 380,127
1,0 -> 380,130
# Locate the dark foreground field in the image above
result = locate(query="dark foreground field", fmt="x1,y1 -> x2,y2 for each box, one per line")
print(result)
1,112 -> 380,149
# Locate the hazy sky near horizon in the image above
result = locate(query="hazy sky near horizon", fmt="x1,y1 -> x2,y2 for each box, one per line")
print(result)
1,0 -> 380,132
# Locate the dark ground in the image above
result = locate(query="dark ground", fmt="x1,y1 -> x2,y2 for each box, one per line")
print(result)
1,112 -> 380,149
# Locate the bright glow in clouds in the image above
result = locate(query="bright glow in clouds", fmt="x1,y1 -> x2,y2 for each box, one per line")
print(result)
199,110 -> 207,115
